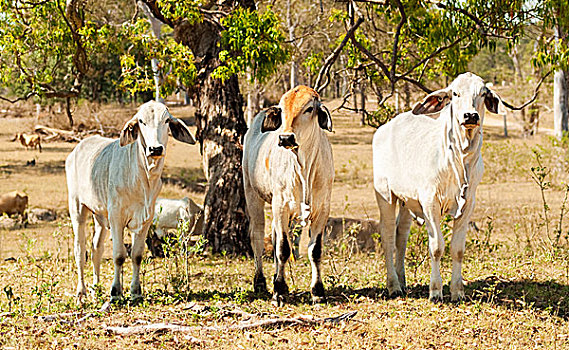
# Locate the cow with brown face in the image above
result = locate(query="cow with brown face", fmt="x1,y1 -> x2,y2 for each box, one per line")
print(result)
242,85 -> 334,305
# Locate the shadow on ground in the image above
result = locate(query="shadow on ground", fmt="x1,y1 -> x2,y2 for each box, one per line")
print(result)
321,276 -> 569,319
0,159 -> 65,176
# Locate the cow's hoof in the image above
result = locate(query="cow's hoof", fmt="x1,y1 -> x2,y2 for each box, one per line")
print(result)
429,293 -> 443,303
76,286 -> 87,300
271,293 -> 286,307
130,284 -> 142,297
273,279 -> 289,296
110,295 -> 123,304
388,288 -> 406,299
451,292 -> 465,303
311,282 -> 326,304
254,275 -> 268,295
130,294 -> 143,305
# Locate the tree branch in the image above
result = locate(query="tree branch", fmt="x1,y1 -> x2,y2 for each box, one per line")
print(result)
348,34 -> 390,78
314,16 -> 364,93
435,2 -> 486,35
501,70 -> 553,110
139,0 -> 175,28
0,92 -> 37,103
390,0 -> 407,91
399,33 -> 468,79
397,75 -> 433,93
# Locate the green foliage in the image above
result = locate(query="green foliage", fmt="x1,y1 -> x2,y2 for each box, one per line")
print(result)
366,105 -> 396,128
156,0 -> 202,23
0,0 -> 81,98
303,52 -> 324,75
118,20 -> 196,96
532,0 -> 569,70
0,0 -> 198,103
213,7 -> 289,83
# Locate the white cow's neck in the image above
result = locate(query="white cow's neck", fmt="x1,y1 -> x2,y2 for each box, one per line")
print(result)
134,138 -> 164,185
290,123 -> 325,226
440,105 -> 470,217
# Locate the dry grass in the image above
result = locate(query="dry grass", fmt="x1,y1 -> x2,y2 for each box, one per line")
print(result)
1,101 -> 569,348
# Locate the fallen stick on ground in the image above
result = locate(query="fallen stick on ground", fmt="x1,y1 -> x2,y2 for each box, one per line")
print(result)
34,124 -> 81,142
38,301 -> 111,323
105,311 -> 358,336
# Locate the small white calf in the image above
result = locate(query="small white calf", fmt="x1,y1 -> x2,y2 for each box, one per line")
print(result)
153,197 -> 204,238
243,85 -> 334,305
373,72 -> 500,302
66,101 -> 195,301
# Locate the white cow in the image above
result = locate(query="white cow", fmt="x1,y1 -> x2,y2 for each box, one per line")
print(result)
66,101 -> 195,301
373,72 -> 500,302
153,197 -> 204,238
243,85 -> 334,305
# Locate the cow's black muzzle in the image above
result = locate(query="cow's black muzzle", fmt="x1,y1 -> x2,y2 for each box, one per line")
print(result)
278,134 -> 298,149
462,112 -> 480,128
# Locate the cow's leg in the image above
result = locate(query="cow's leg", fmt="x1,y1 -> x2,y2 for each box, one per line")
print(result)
376,191 -> 401,297
450,200 -> 475,302
308,213 -> 328,303
109,220 -> 127,302
245,189 -> 267,294
71,201 -> 89,298
129,222 -> 150,302
395,206 -> 413,293
423,203 -> 444,302
92,214 -> 109,287
271,203 -> 290,306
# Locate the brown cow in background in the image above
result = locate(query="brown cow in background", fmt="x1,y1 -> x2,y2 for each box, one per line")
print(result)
0,191 -> 28,219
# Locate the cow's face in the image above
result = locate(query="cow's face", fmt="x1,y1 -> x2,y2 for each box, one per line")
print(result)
412,72 -> 500,134
120,101 -> 195,158
261,85 -> 332,149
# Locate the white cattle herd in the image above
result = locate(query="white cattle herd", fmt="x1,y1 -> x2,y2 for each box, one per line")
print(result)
64,72 -> 499,304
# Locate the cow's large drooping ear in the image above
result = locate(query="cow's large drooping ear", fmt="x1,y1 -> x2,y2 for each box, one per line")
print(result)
261,106 -> 282,132
484,88 -> 500,114
412,89 -> 452,116
318,104 -> 333,132
169,115 -> 196,144
119,116 -> 139,147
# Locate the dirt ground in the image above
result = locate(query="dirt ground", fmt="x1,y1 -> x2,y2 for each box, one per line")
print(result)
1,98 -> 569,349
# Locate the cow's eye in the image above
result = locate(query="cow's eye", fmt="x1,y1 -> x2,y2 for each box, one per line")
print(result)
165,118 -> 170,124
452,92 -> 458,97
139,119 -> 145,126
305,107 -> 313,114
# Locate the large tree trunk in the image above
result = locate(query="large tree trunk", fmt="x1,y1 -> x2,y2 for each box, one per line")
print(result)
173,14 -> 252,255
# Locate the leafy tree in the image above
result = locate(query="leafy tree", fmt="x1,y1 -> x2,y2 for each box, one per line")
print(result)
0,0 -> 288,255
308,1 -> 550,125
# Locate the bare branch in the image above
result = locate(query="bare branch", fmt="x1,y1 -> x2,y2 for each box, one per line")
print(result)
390,0 -> 407,91
348,35 -> 390,78
397,75 -> 433,93
0,92 -> 37,103
399,34 -> 468,79
106,311 -> 358,335
501,70 -> 553,111
315,16 -> 364,93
